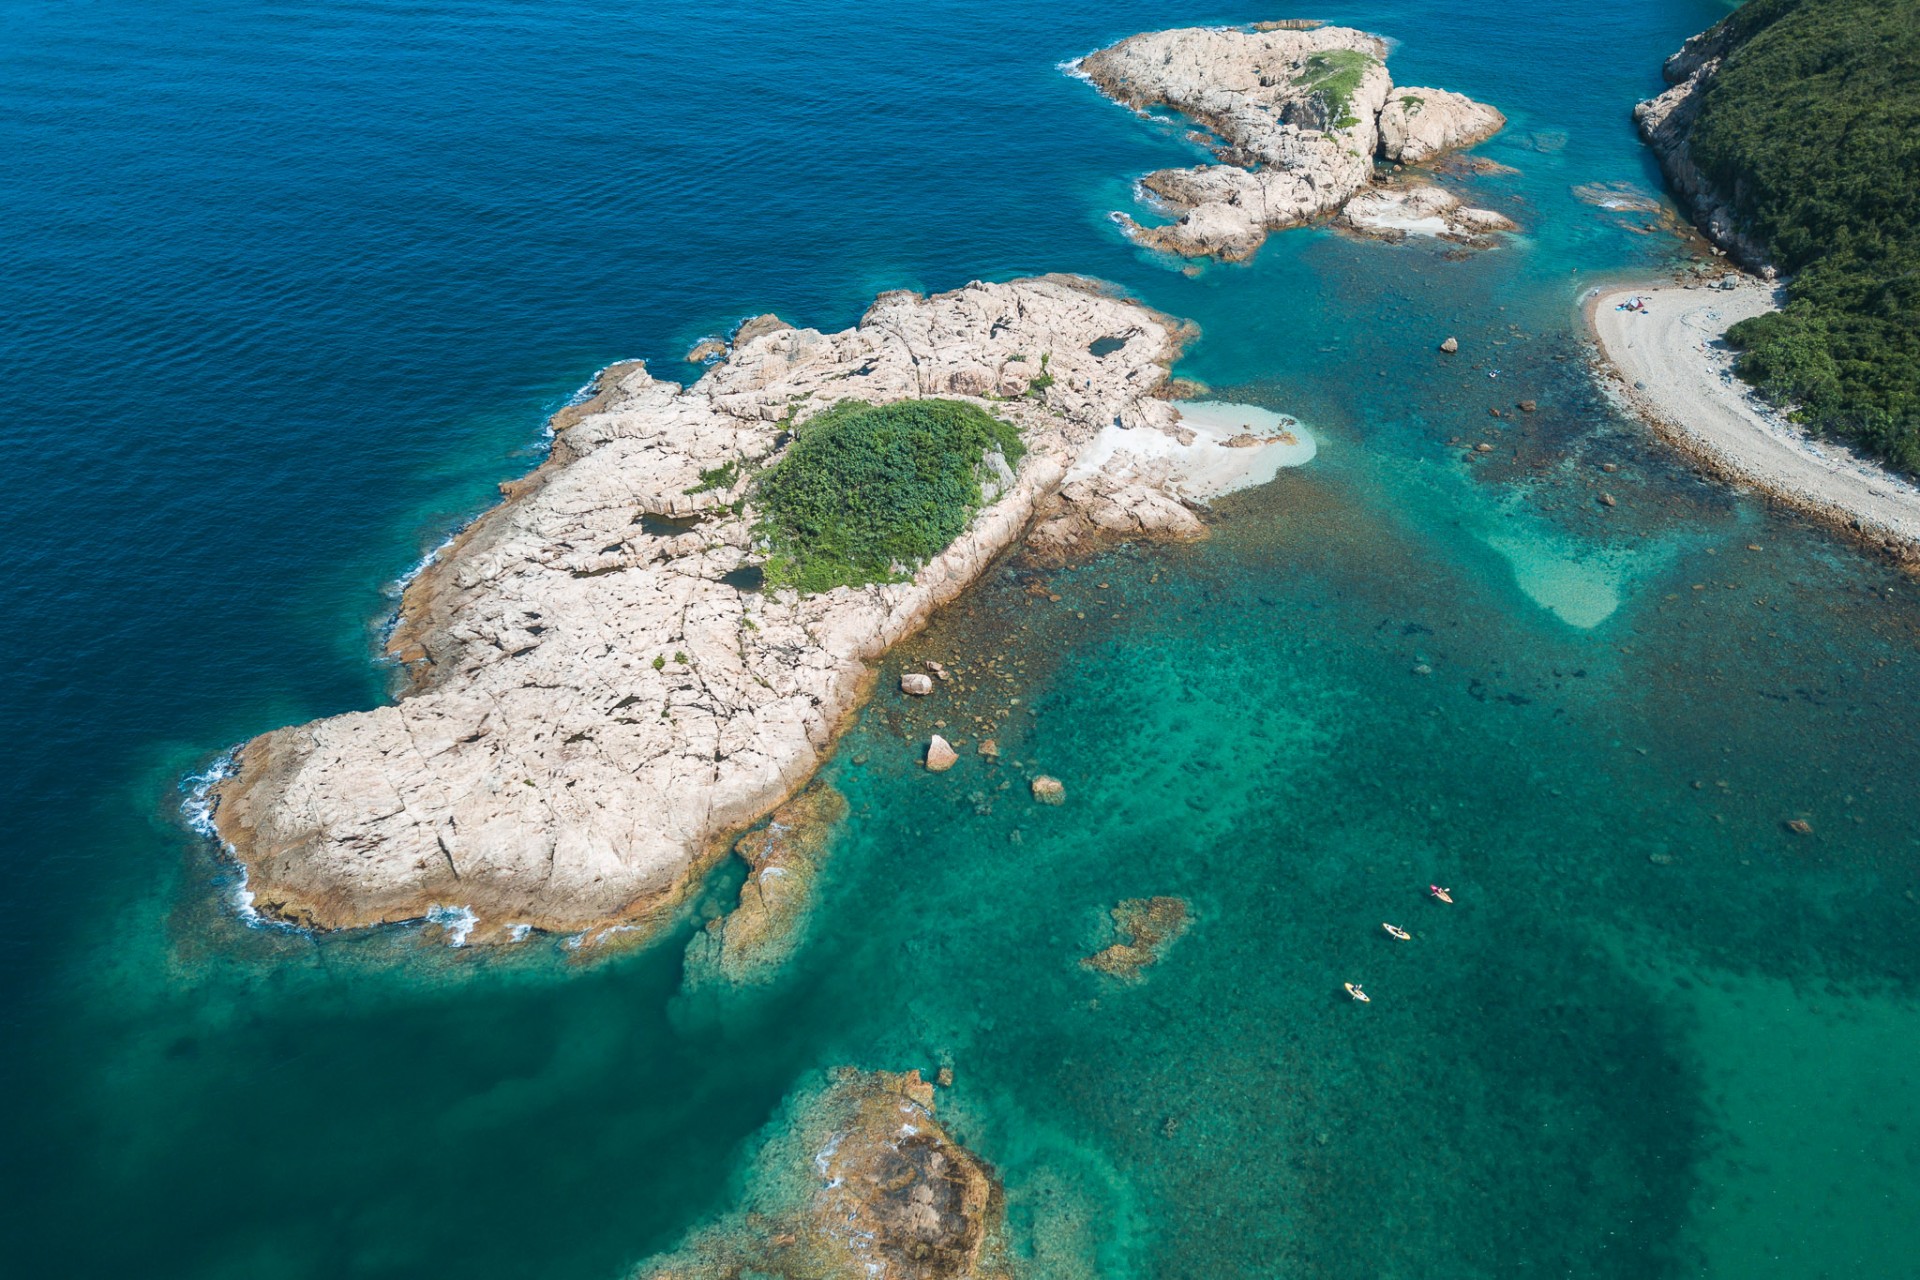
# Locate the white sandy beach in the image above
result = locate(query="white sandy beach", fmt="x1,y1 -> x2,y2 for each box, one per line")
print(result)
1588,281 -> 1920,556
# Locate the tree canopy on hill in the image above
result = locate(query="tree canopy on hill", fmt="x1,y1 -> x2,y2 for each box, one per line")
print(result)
1687,0 -> 1920,469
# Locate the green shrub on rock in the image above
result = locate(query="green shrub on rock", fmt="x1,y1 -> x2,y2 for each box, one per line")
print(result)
754,398 -> 1025,595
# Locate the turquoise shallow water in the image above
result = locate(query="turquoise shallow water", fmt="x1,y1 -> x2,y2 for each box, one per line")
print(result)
5,0 -> 1920,1276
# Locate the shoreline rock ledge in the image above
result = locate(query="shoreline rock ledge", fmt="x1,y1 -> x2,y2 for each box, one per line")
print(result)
210,276 -> 1213,941
1632,26 -> 1775,275
1076,24 -> 1511,260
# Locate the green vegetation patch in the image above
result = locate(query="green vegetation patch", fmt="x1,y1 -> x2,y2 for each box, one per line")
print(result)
1686,0 -> 1920,469
754,398 -> 1025,595
1299,49 -> 1377,128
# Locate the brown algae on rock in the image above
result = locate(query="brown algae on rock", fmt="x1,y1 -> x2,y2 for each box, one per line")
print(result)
683,781 -> 847,987
633,1068 -> 1006,1280
1081,896 -> 1192,980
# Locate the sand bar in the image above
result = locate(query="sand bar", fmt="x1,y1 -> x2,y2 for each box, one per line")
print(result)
1588,281 -> 1920,560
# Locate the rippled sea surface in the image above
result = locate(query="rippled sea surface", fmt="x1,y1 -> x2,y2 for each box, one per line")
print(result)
5,1 -> 1919,1276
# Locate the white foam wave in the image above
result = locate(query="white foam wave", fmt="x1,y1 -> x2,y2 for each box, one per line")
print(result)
179,750 -> 270,928
426,903 -> 479,946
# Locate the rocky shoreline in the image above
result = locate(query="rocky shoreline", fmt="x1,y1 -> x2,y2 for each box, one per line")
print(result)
1632,26 -> 1775,275
1076,23 -> 1511,261
207,276 -> 1304,943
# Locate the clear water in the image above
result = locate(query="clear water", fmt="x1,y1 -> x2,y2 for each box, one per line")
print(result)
5,1 -> 1918,1276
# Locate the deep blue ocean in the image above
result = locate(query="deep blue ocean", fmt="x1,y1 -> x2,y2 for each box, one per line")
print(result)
7,2 -> 1920,1277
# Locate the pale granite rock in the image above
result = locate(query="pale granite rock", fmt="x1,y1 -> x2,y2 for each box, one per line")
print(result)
1340,182 -> 1517,243
1378,87 -> 1506,163
1077,24 -> 1506,261
210,277 -> 1216,938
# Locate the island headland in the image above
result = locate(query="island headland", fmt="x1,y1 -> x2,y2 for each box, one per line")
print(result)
1593,0 -> 1920,562
209,276 -> 1304,942
1074,23 -> 1512,261
1588,280 -> 1920,562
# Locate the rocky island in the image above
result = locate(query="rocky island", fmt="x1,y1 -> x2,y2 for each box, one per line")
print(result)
1076,23 -> 1512,260
209,277 -> 1304,941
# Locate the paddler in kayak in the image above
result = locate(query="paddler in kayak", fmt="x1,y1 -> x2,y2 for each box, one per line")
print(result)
1344,983 -> 1370,1002
1429,885 -> 1453,904
1382,923 -> 1412,941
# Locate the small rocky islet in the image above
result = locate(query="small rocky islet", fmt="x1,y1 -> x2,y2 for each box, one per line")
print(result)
1075,22 -> 1514,260
634,1068 -> 1005,1280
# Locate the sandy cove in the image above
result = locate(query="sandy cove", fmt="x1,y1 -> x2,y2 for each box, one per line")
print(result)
1587,281 -> 1920,563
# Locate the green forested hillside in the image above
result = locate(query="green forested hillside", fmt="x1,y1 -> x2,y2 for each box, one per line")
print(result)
1685,0 -> 1920,468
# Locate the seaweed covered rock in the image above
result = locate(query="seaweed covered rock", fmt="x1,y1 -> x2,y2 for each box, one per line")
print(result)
634,1069 -> 1005,1280
1081,897 -> 1192,979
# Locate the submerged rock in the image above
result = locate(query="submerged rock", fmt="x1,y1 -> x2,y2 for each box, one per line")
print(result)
633,1068 -> 1003,1280
684,781 -> 847,987
1030,775 -> 1065,805
1076,25 -> 1506,261
1082,897 -> 1192,980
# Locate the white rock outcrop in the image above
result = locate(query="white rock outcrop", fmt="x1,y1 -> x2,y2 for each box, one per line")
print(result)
1340,181 -> 1517,243
1075,24 -> 1508,261
210,277 -> 1225,938
1378,87 -> 1506,164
